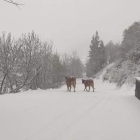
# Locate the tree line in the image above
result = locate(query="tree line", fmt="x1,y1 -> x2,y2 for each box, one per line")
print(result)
0,31 -> 84,94
86,21 -> 140,78
1,21 -> 140,93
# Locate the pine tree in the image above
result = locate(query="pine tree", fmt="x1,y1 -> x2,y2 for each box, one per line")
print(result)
86,31 -> 102,77
98,40 -> 106,68
69,51 -> 84,78
122,22 -> 140,56
86,31 -> 106,77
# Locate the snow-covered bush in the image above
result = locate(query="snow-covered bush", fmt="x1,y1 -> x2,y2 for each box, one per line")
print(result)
127,48 -> 140,64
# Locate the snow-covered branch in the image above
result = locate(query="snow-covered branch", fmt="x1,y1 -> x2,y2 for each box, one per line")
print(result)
4,0 -> 24,10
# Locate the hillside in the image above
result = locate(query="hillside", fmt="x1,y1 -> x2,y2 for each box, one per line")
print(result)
102,59 -> 140,87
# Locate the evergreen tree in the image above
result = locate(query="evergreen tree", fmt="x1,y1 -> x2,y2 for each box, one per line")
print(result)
86,31 -> 105,77
122,21 -> 140,58
98,40 -> 106,68
105,41 -> 121,63
69,51 -> 84,78
62,51 -> 84,78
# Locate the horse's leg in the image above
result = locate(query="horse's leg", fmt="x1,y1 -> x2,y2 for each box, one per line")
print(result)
89,86 -> 90,92
84,85 -> 86,91
68,85 -> 70,91
91,84 -> 94,92
86,86 -> 88,91
92,85 -> 94,92
70,85 -> 71,92
72,84 -> 74,92
71,82 -> 75,92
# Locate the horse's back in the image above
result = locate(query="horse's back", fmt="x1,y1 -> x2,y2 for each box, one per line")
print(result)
66,76 -> 76,86
82,79 -> 94,86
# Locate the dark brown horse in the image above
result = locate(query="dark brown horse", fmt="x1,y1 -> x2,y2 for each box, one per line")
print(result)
65,76 -> 76,92
82,79 -> 94,92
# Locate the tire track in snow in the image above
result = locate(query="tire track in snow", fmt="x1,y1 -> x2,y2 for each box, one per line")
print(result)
24,96 -> 107,140
52,96 -> 108,140
23,97 -> 97,140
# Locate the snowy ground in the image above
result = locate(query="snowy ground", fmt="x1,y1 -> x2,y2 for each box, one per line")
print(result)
0,78 -> 140,140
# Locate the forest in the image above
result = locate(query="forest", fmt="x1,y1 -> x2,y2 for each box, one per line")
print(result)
0,21 -> 140,94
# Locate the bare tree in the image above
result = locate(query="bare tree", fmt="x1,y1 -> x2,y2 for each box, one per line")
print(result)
0,31 -> 77,94
0,32 -> 42,94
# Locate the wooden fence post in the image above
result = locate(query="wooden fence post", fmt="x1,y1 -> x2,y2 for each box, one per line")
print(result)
135,78 -> 140,100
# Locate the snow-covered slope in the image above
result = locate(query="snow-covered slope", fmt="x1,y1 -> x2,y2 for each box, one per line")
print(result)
0,78 -> 139,140
96,63 -> 115,79
102,60 -> 140,86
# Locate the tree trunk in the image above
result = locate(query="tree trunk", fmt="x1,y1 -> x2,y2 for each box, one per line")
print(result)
0,73 -> 7,94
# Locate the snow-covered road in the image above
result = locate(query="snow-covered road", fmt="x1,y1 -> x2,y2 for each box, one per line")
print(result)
0,79 -> 140,140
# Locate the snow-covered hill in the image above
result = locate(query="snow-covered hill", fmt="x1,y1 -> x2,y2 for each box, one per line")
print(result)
0,77 -> 140,140
102,60 -> 140,87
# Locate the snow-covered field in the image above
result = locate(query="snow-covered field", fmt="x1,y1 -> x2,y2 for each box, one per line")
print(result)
0,78 -> 140,140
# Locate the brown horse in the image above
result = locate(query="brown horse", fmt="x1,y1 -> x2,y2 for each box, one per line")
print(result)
82,79 -> 94,92
65,76 -> 76,92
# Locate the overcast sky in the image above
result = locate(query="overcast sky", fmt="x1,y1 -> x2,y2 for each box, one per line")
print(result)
0,0 -> 140,61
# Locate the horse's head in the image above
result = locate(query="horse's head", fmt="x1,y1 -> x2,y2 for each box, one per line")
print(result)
65,76 -> 69,80
82,79 -> 85,84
